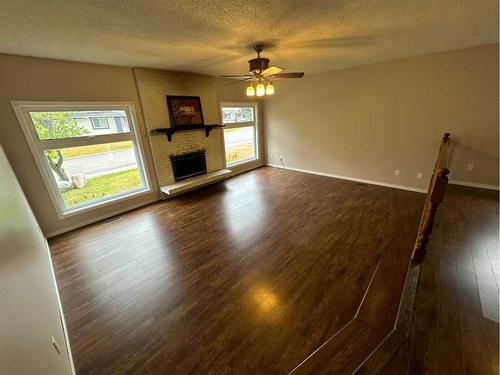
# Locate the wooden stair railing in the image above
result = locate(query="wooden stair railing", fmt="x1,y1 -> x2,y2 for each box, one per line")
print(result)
289,133 -> 452,374
354,132 -> 452,374
411,133 -> 450,263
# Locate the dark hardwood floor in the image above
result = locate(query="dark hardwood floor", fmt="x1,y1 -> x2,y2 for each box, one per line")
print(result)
49,167 -> 426,374
398,185 -> 499,375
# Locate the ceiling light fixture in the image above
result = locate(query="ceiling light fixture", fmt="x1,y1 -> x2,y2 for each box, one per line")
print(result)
265,82 -> 275,95
222,45 -> 303,97
255,82 -> 266,97
246,80 -> 275,97
246,84 -> 255,96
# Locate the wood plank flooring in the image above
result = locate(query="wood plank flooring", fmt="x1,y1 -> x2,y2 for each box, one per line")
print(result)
49,167 -> 424,374
405,185 -> 499,375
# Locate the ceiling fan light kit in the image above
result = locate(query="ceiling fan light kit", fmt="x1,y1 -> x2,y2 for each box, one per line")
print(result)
255,82 -> 266,97
221,45 -> 304,97
265,82 -> 275,95
246,81 -> 275,97
246,84 -> 255,96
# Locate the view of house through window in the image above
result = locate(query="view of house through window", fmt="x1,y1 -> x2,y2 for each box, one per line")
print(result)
18,106 -> 149,214
221,105 -> 257,166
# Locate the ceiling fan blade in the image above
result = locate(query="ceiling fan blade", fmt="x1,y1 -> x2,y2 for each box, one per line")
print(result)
262,66 -> 284,76
225,77 -> 253,86
270,72 -> 305,78
219,74 -> 253,78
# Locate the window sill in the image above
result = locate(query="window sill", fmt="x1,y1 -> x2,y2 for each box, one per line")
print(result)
58,186 -> 152,219
226,157 -> 260,168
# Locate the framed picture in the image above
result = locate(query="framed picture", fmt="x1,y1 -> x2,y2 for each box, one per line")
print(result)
166,95 -> 205,128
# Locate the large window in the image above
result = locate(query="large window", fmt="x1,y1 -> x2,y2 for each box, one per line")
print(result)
221,103 -> 258,166
12,102 -> 150,217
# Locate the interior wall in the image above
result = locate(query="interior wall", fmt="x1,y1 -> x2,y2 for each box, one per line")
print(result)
264,44 -> 499,191
0,145 -> 74,375
0,54 -> 160,236
134,68 -> 225,186
1,44 -> 497,236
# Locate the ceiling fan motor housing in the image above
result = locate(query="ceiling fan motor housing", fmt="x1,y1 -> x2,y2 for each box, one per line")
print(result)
248,57 -> 270,73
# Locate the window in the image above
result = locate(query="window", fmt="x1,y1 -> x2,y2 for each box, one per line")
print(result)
90,117 -> 110,129
221,103 -> 258,166
12,102 -> 150,217
114,116 -> 128,133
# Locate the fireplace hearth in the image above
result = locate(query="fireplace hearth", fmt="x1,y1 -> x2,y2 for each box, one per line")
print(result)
170,151 -> 207,181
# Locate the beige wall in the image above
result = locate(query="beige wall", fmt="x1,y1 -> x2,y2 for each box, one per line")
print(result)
0,55 -> 263,236
264,44 -> 499,191
0,54 -> 160,236
2,44 -> 497,235
0,145 -> 73,374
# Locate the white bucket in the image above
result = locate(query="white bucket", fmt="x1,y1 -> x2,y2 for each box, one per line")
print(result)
71,174 -> 86,189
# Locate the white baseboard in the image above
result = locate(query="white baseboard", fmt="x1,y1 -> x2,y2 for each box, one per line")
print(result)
449,180 -> 499,191
46,166 -> 496,238
266,163 -> 427,193
46,197 -> 160,238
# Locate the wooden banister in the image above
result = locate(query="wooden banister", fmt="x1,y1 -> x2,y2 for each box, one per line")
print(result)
291,134 -> 452,374
354,133 -> 453,374
412,133 -> 451,262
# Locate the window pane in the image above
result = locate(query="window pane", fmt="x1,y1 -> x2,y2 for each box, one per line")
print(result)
45,141 -> 144,208
91,117 -> 110,130
221,107 -> 254,124
224,126 -> 256,165
30,110 -> 130,140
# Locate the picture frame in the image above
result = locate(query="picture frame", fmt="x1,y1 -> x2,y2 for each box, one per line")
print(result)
166,95 -> 205,128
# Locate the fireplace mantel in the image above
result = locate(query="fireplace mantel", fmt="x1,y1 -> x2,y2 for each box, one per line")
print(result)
150,124 -> 224,142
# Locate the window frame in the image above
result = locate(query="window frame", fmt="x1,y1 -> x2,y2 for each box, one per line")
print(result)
220,102 -> 259,167
11,101 -> 151,218
90,117 -> 111,130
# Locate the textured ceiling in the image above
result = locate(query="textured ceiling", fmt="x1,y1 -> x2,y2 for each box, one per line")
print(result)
0,0 -> 498,76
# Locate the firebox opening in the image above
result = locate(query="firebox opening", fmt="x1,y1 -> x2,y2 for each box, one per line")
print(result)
170,151 -> 207,182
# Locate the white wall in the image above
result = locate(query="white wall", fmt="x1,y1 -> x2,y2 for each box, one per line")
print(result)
0,145 -> 74,375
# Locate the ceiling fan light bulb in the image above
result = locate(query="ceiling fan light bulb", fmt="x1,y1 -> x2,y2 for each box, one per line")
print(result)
246,84 -> 255,96
256,83 -> 266,96
265,82 -> 275,95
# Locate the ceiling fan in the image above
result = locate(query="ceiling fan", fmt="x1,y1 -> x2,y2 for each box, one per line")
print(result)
219,45 -> 304,97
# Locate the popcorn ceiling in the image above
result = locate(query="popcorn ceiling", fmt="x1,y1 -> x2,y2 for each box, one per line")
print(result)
0,0 -> 497,75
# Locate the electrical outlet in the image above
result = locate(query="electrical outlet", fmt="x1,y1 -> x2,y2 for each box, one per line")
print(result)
270,153 -> 273,159
394,169 -> 400,176
417,172 -> 423,179
466,163 -> 474,171
279,155 -> 283,161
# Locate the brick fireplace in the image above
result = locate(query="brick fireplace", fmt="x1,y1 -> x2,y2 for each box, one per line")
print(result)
133,68 -> 225,187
